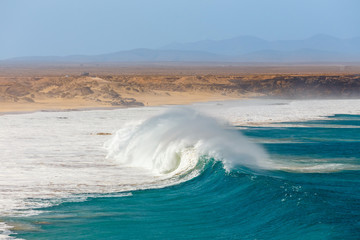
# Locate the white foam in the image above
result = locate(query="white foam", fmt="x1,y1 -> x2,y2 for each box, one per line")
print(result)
105,108 -> 270,175
0,222 -> 22,240
276,163 -> 360,173
193,99 -> 360,125
0,107 -> 163,218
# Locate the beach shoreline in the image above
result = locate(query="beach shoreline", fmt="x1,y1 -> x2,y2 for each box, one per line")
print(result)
0,93 -> 244,115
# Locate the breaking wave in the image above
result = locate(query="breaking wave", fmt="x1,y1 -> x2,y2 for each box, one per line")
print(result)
105,108 -> 272,179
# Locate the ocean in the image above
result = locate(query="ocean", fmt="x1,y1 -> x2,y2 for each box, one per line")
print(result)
0,99 -> 359,239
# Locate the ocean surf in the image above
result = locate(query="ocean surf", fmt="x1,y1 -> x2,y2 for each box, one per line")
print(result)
0,99 -> 359,239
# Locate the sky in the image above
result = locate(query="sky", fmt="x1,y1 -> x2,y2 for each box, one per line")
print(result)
1,0 -> 359,59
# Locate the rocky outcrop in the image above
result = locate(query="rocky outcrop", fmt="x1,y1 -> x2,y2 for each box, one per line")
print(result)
230,75 -> 360,98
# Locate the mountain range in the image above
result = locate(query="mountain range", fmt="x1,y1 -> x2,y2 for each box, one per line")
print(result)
4,34 -> 360,63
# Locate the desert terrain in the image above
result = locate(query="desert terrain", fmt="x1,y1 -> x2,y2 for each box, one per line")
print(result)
1,63 -> 360,114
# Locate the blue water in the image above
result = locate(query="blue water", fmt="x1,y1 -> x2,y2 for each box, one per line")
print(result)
10,114 -> 360,239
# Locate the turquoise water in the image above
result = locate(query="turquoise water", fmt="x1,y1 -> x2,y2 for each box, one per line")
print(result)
10,114 -> 360,239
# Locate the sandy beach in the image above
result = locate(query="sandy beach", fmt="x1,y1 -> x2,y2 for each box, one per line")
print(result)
0,92 -> 242,114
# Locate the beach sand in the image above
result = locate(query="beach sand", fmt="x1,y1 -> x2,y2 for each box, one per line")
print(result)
0,91 -> 243,114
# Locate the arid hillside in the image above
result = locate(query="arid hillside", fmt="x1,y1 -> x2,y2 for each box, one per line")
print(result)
1,73 -> 360,108
1,63 -> 360,113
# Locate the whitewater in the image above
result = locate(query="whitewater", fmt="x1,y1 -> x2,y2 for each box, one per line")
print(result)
1,99 -> 360,239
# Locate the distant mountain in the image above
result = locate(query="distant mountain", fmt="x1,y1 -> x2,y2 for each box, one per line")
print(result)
237,49 -> 359,62
5,49 -> 223,63
92,48 -> 222,62
161,34 -> 360,56
3,35 -> 360,63
162,36 -> 269,55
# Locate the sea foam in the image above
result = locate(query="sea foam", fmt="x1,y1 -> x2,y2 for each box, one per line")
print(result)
105,108 -> 271,176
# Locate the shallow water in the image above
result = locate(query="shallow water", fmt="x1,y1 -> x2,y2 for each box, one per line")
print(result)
1,99 -> 360,239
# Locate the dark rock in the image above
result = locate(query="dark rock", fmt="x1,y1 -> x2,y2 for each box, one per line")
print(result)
111,97 -> 144,106
108,89 -> 120,98
5,85 -> 30,97
75,87 -> 94,96
22,97 -> 35,103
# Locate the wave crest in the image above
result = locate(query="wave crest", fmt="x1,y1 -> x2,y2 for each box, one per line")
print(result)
105,108 -> 271,176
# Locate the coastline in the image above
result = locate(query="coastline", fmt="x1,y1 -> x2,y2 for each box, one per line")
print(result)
0,92 -> 245,115
1,66 -> 359,116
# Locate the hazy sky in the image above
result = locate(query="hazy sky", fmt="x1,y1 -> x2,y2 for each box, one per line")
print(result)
1,0 -> 359,59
